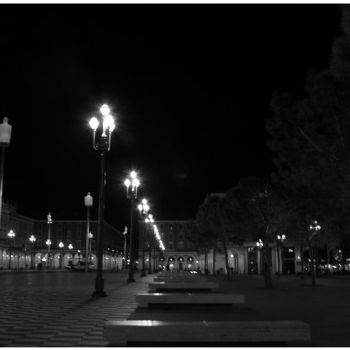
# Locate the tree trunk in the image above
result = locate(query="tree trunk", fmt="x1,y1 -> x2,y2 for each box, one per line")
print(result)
311,246 -> 316,287
263,244 -> 273,289
223,241 -> 230,281
212,246 -> 216,275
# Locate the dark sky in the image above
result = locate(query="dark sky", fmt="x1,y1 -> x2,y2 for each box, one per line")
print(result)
0,4 -> 342,230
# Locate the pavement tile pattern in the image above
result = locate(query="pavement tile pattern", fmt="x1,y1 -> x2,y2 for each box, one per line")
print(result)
0,271 -> 151,346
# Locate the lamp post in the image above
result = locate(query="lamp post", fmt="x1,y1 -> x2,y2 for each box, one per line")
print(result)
309,220 -> 321,287
0,117 -> 12,235
88,232 -> 93,264
124,171 -> 140,283
122,226 -> 128,269
7,229 -> 15,269
148,229 -> 153,274
276,234 -> 286,276
58,241 -> 64,269
29,235 -> 36,269
256,239 -> 263,274
68,243 -> 73,267
137,199 -> 150,277
46,212 -> 52,269
84,192 -> 93,272
89,104 -> 116,297
145,214 -> 154,275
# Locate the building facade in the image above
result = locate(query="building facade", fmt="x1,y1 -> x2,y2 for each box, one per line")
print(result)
137,219 -> 301,275
0,202 -> 124,270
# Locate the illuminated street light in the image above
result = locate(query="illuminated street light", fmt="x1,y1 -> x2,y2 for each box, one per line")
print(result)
122,226 -> 127,269
276,234 -> 286,276
89,104 -> 116,298
138,198 -> 150,277
124,171 -> 140,283
0,117 -> 12,235
29,235 -> 36,269
256,238 -> 263,249
84,192 -> 93,272
7,229 -> 15,269
58,242 -> 64,269
309,220 -> 321,287
46,212 -> 53,269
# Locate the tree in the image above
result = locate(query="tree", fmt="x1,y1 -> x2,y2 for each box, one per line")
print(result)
196,193 -> 238,280
227,177 -> 290,289
266,7 -> 350,286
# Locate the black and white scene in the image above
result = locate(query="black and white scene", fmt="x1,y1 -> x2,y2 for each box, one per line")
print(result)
0,2 -> 349,347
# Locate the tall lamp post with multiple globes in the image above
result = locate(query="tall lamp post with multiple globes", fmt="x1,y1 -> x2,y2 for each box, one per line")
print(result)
58,241 -> 64,269
46,212 -> 52,269
0,117 -> 12,235
137,198 -> 150,277
309,220 -> 321,287
122,226 -> 128,269
276,234 -> 286,276
29,234 -> 36,269
84,192 -> 93,272
145,214 -> 154,274
89,104 -> 116,297
7,229 -> 15,269
256,239 -> 263,274
124,171 -> 140,283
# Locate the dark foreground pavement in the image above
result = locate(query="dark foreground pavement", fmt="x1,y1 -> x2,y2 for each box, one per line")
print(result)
0,270 -> 152,347
0,271 -> 349,346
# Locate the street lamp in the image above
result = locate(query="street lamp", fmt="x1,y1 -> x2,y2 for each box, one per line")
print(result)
58,241 -> 64,269
137,198 -> 150,277
46,212 -> 52,269
68,243 -> 73,266
124,171 -> 140,283
89,104 -> 116,298
29,234 -> 36,269
0,117 -> 12,235
276,234 -> 286,276
122,226 -> 128,269
88,232 -> 93,264
147,216 -> 155,274
256,239 -> 263,249
256,239 -> 263,274
145,214 -> 154,274
7,229 -> 15,269
309,220 -> 321,286
84,192 -> 93,272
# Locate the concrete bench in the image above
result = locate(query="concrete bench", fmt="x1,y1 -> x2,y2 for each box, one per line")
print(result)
104,320 -> 311,346
154,277 -> 207,283
136,292 -> 245,307
158,272 -> 197,277
149,281 -> 219,292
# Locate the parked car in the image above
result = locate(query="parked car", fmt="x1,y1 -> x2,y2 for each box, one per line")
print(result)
65,261 -> 95,271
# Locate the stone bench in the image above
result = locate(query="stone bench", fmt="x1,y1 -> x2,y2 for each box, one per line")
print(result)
154,277 -> 207,283
158,272 -> 197,277
136,292 -> 245,307
104,320 -> 311,346
149,281 -> 219,292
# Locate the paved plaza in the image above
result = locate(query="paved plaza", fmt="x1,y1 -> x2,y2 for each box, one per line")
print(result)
0,270 -> 349,346
0,270 -> 150,347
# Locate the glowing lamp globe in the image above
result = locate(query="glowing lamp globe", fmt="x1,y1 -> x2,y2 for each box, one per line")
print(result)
89,117 -> 99,130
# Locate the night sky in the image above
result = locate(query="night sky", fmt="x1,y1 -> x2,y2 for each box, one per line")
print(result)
0,4 -> 342,230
